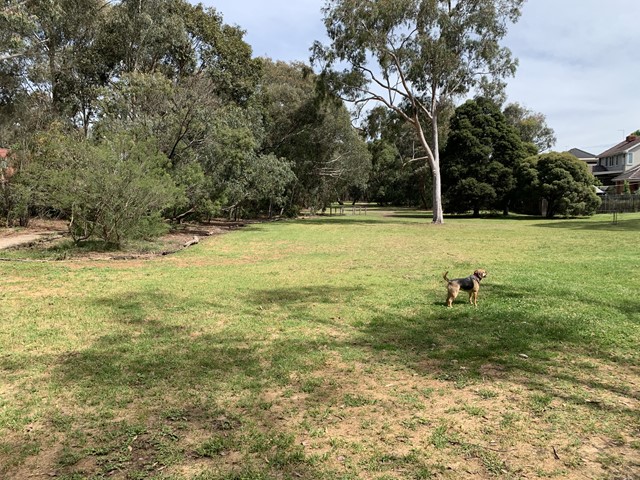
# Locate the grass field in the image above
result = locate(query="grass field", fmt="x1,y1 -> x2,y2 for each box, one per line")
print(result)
1,210 -> 639,479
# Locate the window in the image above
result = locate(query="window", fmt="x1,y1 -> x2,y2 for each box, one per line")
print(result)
628,153 -> 634,165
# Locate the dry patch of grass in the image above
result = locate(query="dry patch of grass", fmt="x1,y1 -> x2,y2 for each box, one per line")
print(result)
1,211 -> 639,479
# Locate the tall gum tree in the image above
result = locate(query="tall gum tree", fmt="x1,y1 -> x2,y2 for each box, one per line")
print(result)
313,0 -> 524,223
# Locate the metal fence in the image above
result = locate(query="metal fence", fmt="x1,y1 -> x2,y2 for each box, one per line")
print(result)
598,194 -> 640,213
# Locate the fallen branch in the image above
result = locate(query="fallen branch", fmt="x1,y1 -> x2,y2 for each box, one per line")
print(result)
183,236 -> 199,248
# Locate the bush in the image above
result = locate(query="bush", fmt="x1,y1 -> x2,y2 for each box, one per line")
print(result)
25,128 -> 179,245
515,152 -> 601,217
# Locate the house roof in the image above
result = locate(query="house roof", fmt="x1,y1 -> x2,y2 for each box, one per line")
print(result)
613,164 -> 640,183
592,164 -> 609,173
568,148 -> 596,159
598,135 -> 640,158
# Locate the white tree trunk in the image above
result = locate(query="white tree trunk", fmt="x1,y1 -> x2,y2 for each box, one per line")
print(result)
431,114 -> 444,224
413,112 -> 445,224
431,164 -> 444,224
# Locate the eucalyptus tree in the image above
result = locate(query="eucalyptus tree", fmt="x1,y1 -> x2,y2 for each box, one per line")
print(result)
0,0 -> 33,125
259,60 -> 371,210
503,102 -> 557,153
313,0 -> 525,223
0,1 -> 33,62
0,0 -> 113,137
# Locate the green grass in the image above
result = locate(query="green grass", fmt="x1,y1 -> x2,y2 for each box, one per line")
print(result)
1,209 -> 639,479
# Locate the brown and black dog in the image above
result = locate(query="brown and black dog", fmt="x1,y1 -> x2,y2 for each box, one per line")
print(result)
443,269 -> 487,307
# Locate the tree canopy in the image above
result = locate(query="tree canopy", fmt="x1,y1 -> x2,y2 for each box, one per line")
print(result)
0,0 -> 598,242
313,0 -> 525,223
0,1 -> 371,240
515,152 -> 601,218
441,97 -> 529,216
503,102 -> 557,152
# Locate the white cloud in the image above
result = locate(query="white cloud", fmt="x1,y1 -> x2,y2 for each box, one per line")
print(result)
200,0 -> 640,153
204,0 -> 326,62
504,0 -> 640,152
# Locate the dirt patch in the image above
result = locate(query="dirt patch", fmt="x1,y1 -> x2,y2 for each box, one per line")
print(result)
0,218 -> 67,250
0,218 -> 249,260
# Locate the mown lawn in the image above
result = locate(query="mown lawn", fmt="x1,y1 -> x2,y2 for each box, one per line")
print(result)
1,210 -> 639,479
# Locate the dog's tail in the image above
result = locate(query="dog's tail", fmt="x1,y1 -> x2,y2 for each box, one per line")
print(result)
443,271 -> 451,283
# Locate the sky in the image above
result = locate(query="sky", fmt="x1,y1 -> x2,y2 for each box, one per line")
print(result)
198,0 -> 639,154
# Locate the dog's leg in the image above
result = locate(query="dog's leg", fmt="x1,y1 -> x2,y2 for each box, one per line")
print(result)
447,285 -> 459,307
470,290 -> 478,307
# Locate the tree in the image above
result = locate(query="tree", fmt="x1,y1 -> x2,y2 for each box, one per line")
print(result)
441,98 -> 528,216
23,127 -> 179,244
313,0 -> 524,223
503,102 -> 556,152
363,106 -> 432,208
259,60 -> 371,211
516,152 -> 601,218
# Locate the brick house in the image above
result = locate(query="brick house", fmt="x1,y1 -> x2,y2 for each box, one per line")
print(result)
612,164 -> 640,193
593,134 -> 640,190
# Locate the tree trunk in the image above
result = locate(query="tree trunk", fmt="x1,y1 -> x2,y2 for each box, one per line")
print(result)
413,112 -> 444,224
431,166 -> 444,224
430,110 -> 444,224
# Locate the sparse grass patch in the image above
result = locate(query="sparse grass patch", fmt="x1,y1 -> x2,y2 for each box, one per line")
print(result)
1,210 -> 640,478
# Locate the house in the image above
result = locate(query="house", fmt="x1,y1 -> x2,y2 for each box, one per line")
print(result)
593,134 -> 640,189
568,148 -> 598,172
612,164 -> 640,193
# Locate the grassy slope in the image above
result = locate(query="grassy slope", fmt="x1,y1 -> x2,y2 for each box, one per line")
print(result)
1,211 -> 639,479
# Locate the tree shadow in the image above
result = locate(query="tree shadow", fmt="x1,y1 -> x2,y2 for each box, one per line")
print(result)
533,217 -> 640,231
42,289 -> 348,479
357,305 -> 638,411
32,282 -> 639,478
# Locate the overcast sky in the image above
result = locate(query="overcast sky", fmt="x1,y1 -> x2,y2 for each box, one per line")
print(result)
198,0 -> 639,155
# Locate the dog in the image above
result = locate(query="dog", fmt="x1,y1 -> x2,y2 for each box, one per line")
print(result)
443,269 -> 487,307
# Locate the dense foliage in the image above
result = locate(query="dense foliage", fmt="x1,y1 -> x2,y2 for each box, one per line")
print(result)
0,0 -> 598,244
0,0 -> 370,243
515,152 -> 601,218
441,98 -> 533,216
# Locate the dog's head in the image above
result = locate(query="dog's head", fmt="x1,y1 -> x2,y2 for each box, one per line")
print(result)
474,269 -> 487,280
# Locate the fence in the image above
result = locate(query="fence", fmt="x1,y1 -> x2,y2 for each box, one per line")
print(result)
598,194 -> 640,213
309,205 -> 368,216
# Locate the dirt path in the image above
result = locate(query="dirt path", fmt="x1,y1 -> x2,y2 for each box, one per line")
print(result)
0,232 -> 58,250
0,219 -> 68,251
0,218 -> 242,258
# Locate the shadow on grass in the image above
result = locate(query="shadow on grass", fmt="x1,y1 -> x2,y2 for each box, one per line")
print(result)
42,289 -> 348,479
358,304 -> 640,405
35,283 -> 639,478
532,217 -> 640,231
